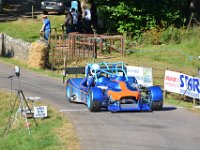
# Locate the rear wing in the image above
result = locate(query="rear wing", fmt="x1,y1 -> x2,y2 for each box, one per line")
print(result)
62,67 -> 85,83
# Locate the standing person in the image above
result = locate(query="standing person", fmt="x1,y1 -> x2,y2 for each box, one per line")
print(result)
82,5 -> 92,33
40,15 -> 51,41
71,8 -> 78,32
64,10 -> 73,34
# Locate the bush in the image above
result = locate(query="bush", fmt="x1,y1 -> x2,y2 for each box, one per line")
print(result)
129,26 -> 184,46
160,26 -> 182,44
140,28 -> 162,45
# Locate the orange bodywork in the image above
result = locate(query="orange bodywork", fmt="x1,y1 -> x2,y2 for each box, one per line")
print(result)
107,81 -> 140,101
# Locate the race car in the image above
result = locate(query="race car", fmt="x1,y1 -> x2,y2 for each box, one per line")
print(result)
65,62 -> 163,112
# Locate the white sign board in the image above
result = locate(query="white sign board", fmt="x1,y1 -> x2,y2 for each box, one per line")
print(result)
34,106 -> 47,118
164,70 -> 200,99
127,66 -> 153,87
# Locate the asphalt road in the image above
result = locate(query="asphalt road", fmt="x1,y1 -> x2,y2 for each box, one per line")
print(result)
1,61 -> 200,150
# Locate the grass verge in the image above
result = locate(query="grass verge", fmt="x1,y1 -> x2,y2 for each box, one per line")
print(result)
0,90 -> 80,150
164,93 -> 200,113
0,15 -> 65,42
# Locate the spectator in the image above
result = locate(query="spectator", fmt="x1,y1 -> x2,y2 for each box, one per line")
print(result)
71,8 -> 78,32
82,5 -> 92,33
40,15 -> 51,41
64,10 -> 73,34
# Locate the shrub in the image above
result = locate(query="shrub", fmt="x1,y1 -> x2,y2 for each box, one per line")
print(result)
160,26 -> 182,44
141,28 -> 162,45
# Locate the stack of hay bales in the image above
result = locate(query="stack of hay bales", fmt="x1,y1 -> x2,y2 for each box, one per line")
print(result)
28,41 -> 48,69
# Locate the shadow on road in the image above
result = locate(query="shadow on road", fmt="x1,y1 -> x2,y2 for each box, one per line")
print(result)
0,0 -> 42,22
161,106 -> 177,111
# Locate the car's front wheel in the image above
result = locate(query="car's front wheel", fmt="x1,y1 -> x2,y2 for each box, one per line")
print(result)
147,86 -> 163,110
66,81 -> 72,102
87,90 -> 102,112
152,100 -> 163,110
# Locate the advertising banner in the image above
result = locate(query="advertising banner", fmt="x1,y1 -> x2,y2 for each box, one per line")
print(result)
164,70 -> 200,99
127,66 -> 153,87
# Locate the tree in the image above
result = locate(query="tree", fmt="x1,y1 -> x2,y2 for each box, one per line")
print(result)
87,0 -> 190,34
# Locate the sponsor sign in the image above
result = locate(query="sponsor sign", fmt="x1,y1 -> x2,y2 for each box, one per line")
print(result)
34,106 -> 47,118
127,66 -> 153,87
164,70 -> 200,99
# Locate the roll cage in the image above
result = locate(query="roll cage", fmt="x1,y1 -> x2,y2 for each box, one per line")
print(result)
86,62 -> 128,82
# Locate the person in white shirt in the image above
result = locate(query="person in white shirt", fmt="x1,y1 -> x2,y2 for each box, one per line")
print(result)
82,5 -> 92,33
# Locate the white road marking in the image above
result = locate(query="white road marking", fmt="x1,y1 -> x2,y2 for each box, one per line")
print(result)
194,106 -> 200,109
175,106 -> 184,109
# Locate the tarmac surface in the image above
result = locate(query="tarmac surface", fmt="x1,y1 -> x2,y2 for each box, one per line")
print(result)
1,61 -> 200,150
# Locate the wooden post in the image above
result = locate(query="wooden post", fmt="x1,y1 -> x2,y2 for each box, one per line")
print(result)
72,34 -> 75,57
51,47 -> 55,70
1,33 -> 5,56
100,37 -> 103,53
94,39 -> 97,59
121,36 -> 125,57
109,39 -> 111,54
163,90 -> 167,101
193,98 -> 196,106
64,55 -> 66,69
187,12 -> 194,32
93,32 -> 97,60
59,35 -> 61,50
75,57 -> 78,78
183,95 -> 186,101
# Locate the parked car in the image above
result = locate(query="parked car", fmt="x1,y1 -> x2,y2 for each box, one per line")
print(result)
41,0 -> 71,14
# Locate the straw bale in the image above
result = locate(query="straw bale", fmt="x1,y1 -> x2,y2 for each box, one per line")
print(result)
28,41 -> 48,69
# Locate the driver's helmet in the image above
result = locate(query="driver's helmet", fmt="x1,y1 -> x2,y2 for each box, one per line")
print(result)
90,63 -> 100,76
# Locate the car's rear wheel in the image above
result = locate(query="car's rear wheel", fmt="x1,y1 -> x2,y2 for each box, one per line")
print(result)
152,100 -> 163,110
87,91 -> 101,112
147,86 -> 163,110
66,82 -> 72,102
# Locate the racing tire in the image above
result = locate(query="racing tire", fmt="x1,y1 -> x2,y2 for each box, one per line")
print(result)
152,100 -> 163,110
87,91 -> 101,112
66,82 -> 72,102
147,86 -> 163,111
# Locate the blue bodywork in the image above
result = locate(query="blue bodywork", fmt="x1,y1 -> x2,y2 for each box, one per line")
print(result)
65,62 -> 163,112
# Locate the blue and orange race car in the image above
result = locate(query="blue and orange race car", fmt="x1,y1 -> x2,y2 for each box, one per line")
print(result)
65,62 -> 163,112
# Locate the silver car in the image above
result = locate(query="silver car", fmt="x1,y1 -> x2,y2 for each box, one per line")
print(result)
41,0 -> 71,14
